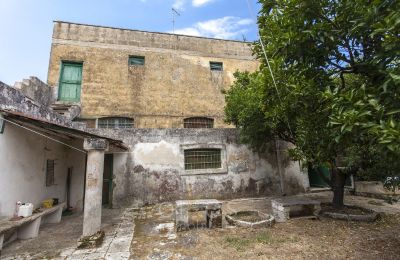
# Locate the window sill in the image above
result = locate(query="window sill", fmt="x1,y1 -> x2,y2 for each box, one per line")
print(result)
181,168 -> 228,176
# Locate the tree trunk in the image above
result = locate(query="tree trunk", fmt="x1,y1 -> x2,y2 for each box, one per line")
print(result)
331,166 -> 346,208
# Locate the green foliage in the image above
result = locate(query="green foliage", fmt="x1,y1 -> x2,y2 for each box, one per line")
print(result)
344,144 -> 400,181
225,0 -> 400,186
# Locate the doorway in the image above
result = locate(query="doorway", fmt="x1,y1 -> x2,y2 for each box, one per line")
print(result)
102,154 -> 113,207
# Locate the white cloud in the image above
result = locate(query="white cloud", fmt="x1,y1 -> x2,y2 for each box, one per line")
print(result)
171,16 -> 253,40
192,0 -> 215,7
173,0 -> 186,10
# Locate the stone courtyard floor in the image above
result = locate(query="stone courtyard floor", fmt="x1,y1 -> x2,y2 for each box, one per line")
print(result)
1,192 -> 400,259
0,208 -> 134,260
131,192 -> 400,260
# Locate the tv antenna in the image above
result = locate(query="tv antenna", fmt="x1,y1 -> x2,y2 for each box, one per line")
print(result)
172,8 -> 181,33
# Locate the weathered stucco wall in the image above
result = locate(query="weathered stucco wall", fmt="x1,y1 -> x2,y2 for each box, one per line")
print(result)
90,128 -> 309,206
47,21 -> 259,128
0,122 -> 86,217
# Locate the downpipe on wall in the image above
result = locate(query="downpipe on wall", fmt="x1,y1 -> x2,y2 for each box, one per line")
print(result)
275,139 -> 285,195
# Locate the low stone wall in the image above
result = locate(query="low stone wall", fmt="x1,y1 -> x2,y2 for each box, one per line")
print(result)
354,181 -> 399,199
90,128 -> 310,206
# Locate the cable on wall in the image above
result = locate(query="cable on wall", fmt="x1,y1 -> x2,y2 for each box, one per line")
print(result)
1,117 -> 87,154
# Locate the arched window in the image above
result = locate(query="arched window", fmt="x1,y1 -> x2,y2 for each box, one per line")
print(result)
183,117 -> 214,128
97,117 -> 134,129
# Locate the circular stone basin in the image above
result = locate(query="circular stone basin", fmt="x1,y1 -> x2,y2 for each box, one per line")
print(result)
321,203 -> 379,222
225,211 -> 275,228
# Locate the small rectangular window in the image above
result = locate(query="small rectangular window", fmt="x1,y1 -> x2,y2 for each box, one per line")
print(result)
184,117 -> 214,128
129,56 -> 145,66
184,149 -> 221,170
46,160 -> 55,186
210,61 -> 223,71
98,117 -> 134,129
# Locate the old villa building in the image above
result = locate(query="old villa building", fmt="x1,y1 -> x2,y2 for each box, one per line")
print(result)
47,21 -> 259,129
0,20 -> 309,250
44,21 -> 308,206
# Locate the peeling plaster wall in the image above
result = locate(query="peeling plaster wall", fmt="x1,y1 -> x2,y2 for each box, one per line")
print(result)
0,122 -> 86,217
90,128 -> 309,206
47,21 -> 259,128
0,81 -> 72,127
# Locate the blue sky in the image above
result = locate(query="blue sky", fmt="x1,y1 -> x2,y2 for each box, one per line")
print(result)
0,0 -> 260,85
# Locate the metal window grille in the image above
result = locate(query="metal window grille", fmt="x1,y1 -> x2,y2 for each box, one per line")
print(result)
46,160 -> 55,186
129,56 -> 145,66
184,117 -> 214,128
98,117 -> 134,129
210,61 -> 223,71
184,149 -> 221,170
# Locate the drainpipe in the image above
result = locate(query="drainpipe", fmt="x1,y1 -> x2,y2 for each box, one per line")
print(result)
275,139 -> 285,195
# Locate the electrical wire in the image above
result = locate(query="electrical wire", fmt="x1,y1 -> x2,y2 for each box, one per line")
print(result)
245,0 -> 294,137
1,117 -> 87,154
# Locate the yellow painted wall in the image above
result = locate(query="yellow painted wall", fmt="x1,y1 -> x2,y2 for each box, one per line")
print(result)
48,22 -> 259,128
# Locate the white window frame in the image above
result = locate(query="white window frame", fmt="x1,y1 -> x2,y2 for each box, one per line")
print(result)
180,143 -> 227,175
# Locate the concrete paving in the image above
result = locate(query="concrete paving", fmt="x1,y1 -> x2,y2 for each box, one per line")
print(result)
0,207 -> 133,260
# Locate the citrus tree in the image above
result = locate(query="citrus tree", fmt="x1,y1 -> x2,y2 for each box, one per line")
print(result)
225,0 -> 400,207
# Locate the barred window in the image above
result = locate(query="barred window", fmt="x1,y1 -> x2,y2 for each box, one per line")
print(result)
184,149 -> 221,170
46,159 -> 55,186
184,117 -> 214,128
98,117 -> 134,129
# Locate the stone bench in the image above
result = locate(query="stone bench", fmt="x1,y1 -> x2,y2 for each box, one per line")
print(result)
271,198 -> 321,222
175,199 -> 222,231
0,203 -> 65,251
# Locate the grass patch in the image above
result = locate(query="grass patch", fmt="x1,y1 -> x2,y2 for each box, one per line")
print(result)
224,237 -> 251,251
224,231 -> 297,251
255,231 -> 274,244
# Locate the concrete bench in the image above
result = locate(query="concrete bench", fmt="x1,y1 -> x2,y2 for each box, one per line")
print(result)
271,198 -> 321,222
0,203 -> 65,251
175,199 -> 222,231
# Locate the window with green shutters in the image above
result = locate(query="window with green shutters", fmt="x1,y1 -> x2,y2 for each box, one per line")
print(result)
58,62 -> 83,102
210,61 -> 223,71
129,56 -> 145,66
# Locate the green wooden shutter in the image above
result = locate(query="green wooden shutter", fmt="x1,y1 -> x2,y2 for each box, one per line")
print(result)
59,62 -> 82,102
128,56 -> 145,66
210,61 -> 223,71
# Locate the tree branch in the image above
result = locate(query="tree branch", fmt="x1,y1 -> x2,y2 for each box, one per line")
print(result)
344,39 -> 356,66
339,71 -> 346,89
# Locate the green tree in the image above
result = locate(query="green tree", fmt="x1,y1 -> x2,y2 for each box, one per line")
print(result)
225,0 -> 400,207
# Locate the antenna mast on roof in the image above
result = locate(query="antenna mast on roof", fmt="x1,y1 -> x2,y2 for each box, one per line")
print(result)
172,8 -> 181,33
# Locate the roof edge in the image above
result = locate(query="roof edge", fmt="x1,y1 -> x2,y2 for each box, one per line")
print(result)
53,20 -> 255,44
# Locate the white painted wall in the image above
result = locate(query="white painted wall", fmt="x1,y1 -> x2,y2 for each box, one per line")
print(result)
66,139 -> 87,211
0,122 -> 86,217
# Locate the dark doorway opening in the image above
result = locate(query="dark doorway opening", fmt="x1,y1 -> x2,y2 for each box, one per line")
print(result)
102,154 -> 113,207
